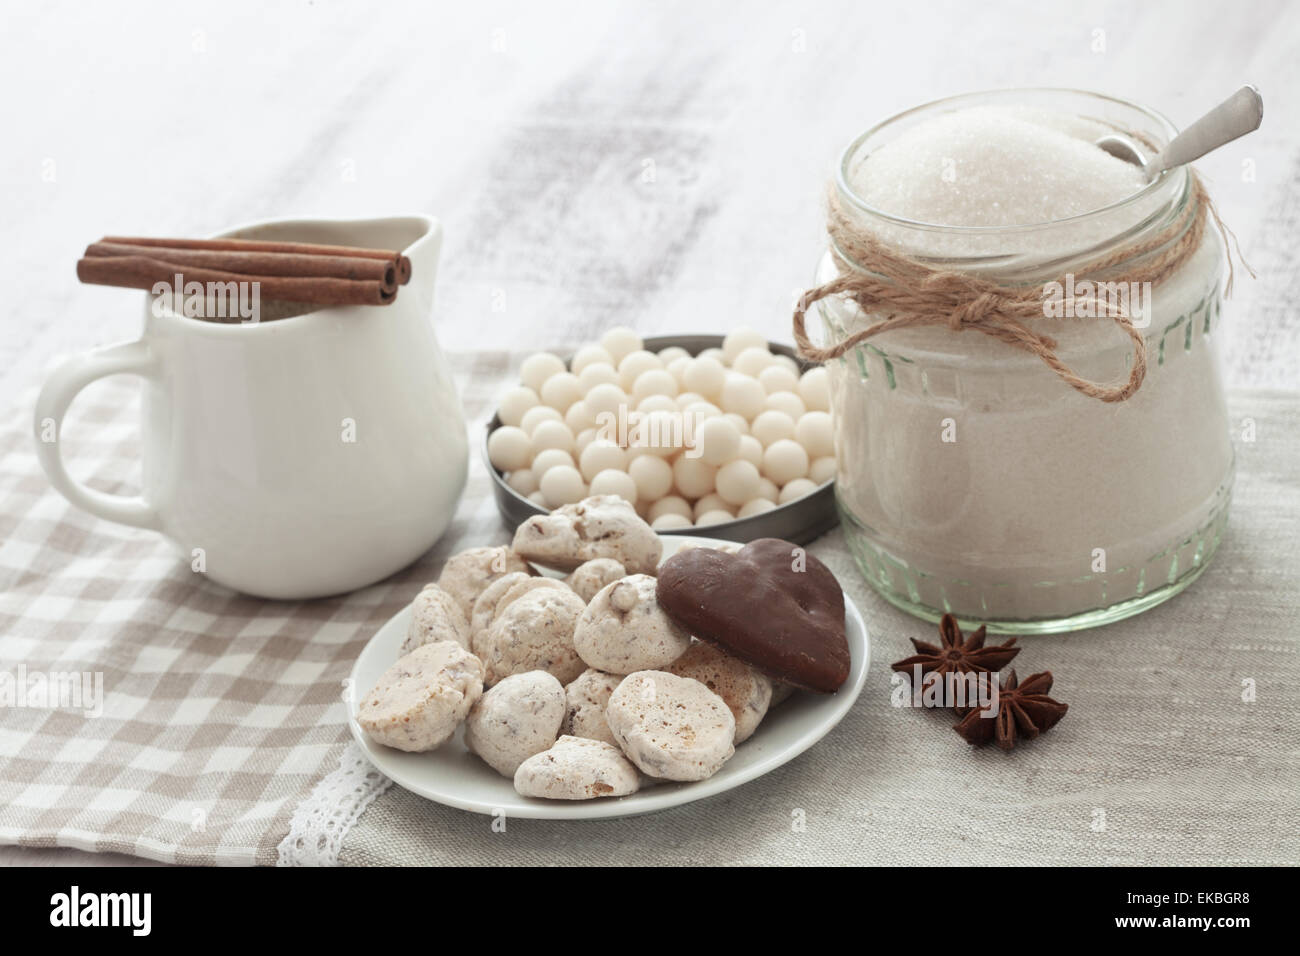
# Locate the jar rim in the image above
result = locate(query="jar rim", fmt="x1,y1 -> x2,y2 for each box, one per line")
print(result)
835,87 -> 1182,237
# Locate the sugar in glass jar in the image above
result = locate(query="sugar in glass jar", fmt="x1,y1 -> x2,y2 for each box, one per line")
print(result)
814,89 -> 1233,634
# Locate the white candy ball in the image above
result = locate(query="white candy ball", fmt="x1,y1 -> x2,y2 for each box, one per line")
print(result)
722,327 -> 768,363
715,459 -> 760,506
757,364 -> 800,395
658,346 -> 690,364
574,428 -> 597,456
795,411 -> 834,458
632,368 -> 679,402
650,413 -> 691,455
578,362 -> 621,392
498,386 -> 539,427
531,448 -> 575,475
648,495 -> 692,522
799,367 -> 831,412
762,439 -> 809,486
698,347 -> 727,365
722,412 -> 750,436
696,416 -> 741,466
775,354 -> 801,375
675,391 -> 705,409
693,494 -> 733,519
589,468 -> 638,504
756,477 -> 779,503
736,435 -> 764,468
732,346 -> 775,378
519,404 -> 562,436
750,409 -> 795,447
694,509 -> 735,528
571,344 -> 614,375
585,383 -> 630,419
531,420 -> 576,456
506,469 -> 538,496
809,456 -> 836,484
520,352 -> 566,392
682,400 -> 722,423
764,390 -> 807,419
488,426 -> 532,471
635,409 -> 686,457
778,478 -> 817,504
719,374 -> 766,420
637,394 -> 678,415
673,456 -> 717,499
600,327 -> 643,365
665,355 -> 691,384
579,439 -> 628,482
682,355 -> 726,398
528,490 -> 548,507
565,400 -> 596,433
618,350 -> 662,390
539,465 -> 587,506
737,498 -> 776,519
540,372 -> 583,412
628,455 -> 674,501
623,443 -> 652,464
651,513 -> 693,530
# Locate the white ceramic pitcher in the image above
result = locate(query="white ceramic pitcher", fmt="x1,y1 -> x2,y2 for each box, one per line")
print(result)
34,215 -> 468,599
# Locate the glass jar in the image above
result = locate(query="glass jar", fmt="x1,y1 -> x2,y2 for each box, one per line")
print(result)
817,89 -> 1233,634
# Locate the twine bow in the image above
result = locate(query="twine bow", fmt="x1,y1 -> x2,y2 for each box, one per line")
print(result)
793,173 -> 1247,403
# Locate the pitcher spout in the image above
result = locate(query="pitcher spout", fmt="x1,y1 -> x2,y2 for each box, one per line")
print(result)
214,213 -> 441,315
396,216 -> 442,315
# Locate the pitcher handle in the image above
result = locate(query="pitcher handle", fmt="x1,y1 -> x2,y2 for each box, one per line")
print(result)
33,340 -> 163,530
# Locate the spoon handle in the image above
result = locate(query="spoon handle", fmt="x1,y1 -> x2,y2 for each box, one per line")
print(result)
1149,85 -> 1264,179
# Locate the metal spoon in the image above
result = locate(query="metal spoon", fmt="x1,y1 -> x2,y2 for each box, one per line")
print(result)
1095,85 -> 1263,181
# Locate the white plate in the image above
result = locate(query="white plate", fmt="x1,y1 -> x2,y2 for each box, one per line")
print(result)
348,535 -> 870,819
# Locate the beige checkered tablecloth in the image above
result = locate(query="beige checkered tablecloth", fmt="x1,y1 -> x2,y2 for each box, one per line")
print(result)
0,353 -> 514,865
2,352 -> 1299,866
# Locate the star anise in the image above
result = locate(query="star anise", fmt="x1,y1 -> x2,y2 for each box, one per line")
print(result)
953,669 -> 1068,750
891,613 -> 1019,712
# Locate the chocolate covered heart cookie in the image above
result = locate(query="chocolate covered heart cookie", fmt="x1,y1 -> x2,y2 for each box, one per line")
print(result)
656,538 -> 850,693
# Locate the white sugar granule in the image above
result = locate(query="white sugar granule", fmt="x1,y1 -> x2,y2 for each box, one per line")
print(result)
850,107 -> 1147,227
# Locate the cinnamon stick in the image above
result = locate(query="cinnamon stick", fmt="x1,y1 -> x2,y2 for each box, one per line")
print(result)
76,254 -> 396,306
85,241 -> 398,291
104,236 -> 411,284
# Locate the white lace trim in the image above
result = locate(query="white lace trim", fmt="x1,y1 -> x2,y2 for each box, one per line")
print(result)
277,741 -> 392,867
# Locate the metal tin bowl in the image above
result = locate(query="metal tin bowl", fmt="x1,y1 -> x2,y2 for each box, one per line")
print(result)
484,334 -> 838,546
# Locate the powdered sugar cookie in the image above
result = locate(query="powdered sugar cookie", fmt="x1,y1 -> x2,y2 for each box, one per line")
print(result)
513,735 -> 640,800
357,641 -> 484,752
400,583 -> 471,656
464,671 -> 566,777
469,572 -> 532,643
438,546 -> 533,618
565,558 -> 626,604
473,586 -> 587,686
498,576 -> 571,609
666,642 -> 773,743
573,575 -> 691,674
512,495 -> 661,575
605,670 -> 736,781
469,575 -> 571,643
562,668 -> 622,746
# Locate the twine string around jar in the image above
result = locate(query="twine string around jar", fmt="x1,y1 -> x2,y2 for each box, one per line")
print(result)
793,172 -> 1250,403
